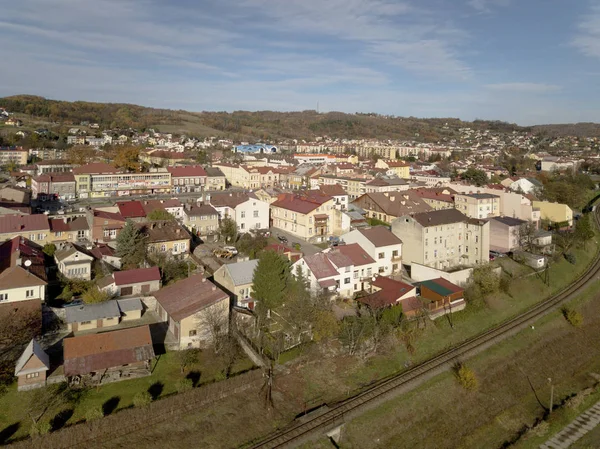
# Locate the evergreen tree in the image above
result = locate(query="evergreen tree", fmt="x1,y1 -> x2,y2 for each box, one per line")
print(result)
574,214 -> 595,249
218,217 -> 237,243
252,251 -> 290,317
116,220 -> 146,268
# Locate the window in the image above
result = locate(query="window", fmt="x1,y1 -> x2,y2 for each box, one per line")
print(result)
366,268 -> 372,276
180,242 -> 186,251
378,267 -> 385,274
378,252 -> 385,259
254,210 -> 259,218
0,293 -> 7,301
466,246 -> 469,253
26,372 -> 40,379
353,271 -> 358,279
25,289 -> 34,298
173,243 -> 179,252
344,278 -> 351,284
56,231 -> 62,237
392,250 -> 399,257
104,229 -> 109,237
80,321 -> 91,325
241,223 -> 245,230
241,211 -> 245,218
29,234 -> 36,241
189,330 -> 197,337
160,244 -> 167,252
434,249 -> 438,258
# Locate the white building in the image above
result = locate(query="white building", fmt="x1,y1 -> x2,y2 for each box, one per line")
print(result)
341,226 -> 403,276
209,192 -> 270,232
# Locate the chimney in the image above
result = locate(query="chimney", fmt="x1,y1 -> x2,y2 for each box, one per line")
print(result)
390,196 -> 395,202
212,285 -> 216,291
63,217 -> 67,224
383,192 -> 389,197
202,278 -> 206,283
176,228 -> 180,234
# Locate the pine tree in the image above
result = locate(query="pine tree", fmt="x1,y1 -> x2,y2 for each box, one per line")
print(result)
116,220 -> 146,268
252,251 -> 290,317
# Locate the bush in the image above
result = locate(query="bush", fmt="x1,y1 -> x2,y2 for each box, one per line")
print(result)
499,275 -> 512,295
176,378 -> 194,393
43,243 -> 57,257
453,362 -> 478,391
85,405 -> 104,421
29,421 -> 51,437
133,391 -> 152,407
561,307 -> 583,327
564,253 -> 577,265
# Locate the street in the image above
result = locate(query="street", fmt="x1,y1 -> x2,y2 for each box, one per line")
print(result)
269,227 -> 323,256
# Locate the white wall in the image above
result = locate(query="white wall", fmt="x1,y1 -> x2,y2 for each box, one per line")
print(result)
411,262 -> 501,286
235,199 -> 270,232
0,284 -> 45,303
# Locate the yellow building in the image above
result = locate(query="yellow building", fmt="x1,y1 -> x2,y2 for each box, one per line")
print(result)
140,221 -> 191,257
532,201 -> 574,227
0,148 -> 28,166
0,215 -> 51,244
454,193 -> 500,219
375,160 -> 410,178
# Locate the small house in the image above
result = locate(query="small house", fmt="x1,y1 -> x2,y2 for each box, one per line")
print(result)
14,339 -> 50,391
214,259 -> 259,309
54,244 -> 94,280
357,276 -> 420,317
65,298 -> 144,332
419,277 -> 466,319
98,266 -> 161,297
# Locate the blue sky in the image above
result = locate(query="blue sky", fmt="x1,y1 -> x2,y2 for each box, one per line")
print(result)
1,0 -> 600,125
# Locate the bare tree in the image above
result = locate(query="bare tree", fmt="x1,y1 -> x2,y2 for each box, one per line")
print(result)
518,222 -> 538,252
196,304 -> 229,353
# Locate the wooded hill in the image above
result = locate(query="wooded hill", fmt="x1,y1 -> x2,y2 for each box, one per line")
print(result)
2,94 -> 598,141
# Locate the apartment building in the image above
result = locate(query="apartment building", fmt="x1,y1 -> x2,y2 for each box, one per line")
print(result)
374,160 -> 410,178
31,173 -> 76,200
365,177 -> 410,194
532,201 -> 574,227
0,215 -> 51,244
0,148 -> 28,166
352,191 -> 432,224
342,226 -> 403,275
167,165 -> 207,193
413,188 -> 455,210
392,209 -> 490,270
209,192 -> 270,232
204,167 -> 226,191
182,204 -> 219,242
213,163 -> 280,189
454,193 -> 500,219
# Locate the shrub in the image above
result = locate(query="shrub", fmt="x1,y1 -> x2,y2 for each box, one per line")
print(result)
453,362 -> 478,391
176,378 -> 194,393
561,307 -> 583,327
529,420 -> 549,437
85,405 -> 104,421
42,243 -> 57,257
133,391 -> 152,407
564,253 -> 577,265
29,421 -> 51,437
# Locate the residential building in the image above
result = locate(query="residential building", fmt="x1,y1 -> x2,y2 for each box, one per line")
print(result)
153,274 -> 230,349
54,244 -> 94,280
253,187 -> 287,204
411,171 -> 452,187
31,173 -> 76,200
375,160 -> 410,178
505,177 -> 543,195
98,266 -> 161,297
63,325 -> 155,381
213,259 -> 259,309
271,192 -> 339,242
364,177 -> 410,194
14,339 -> 50,391
418,277 -> 466,319
0,237 -> 48,304
34,160 -> 74,176
532,201 -> 574,227
86,209 -> 126,243
357,276 -> 420,317
205,167 -> 226,191
182,204 -> 219,241
413,188 -> 456,210
116,201 -> 147,222
454,193 -> 500,219
0,148 -> 28,165
0,186 -> 31,205
342,226 -> 403,275
292,243 -> 377,298
90,243 -> 121,269
489,216 -> 528,253
213,164 -> 280,189
392,209 -> 490,269
140,221 -> 190,257
352,191 -> 432,224
141,199 -> 184,220
318,184 -> 349,210
168,165 -> 207,193
210,192 -> 270,233
0,214 -> 50,244
49,217 -> 90,244
65,298 -> 144,332
264,243 -> 302,262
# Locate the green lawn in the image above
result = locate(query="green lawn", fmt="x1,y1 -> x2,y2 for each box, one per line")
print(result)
0,349 -> 255,442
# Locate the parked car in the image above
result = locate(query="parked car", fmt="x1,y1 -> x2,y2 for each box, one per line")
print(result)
223,246 -> 238,255
278,235 -> 288,244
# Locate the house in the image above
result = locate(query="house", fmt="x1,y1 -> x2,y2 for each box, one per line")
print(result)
0,186 -> 30,205
532,201 -> 574,227
454,193 -> 500,219
153,274 -> 230,349
413,188 -> 456,210
0,237 -> 48,304
182,203 -> 219,242
364,177 -> 410,194
489,216 -> 528,253
392,209 -> 490,270
54,244 -> 94,280
0,214 -> 51,244
213,259 -> 259,309
374,160 -> 410,178
98,266 -> 161,297
418,277 -> 466,319
90,243 -> 121,269
271,192 -> 340,242
205,167 -> 226,191
341,226 -> 403,275
352,191 -> 432,224
264,243 -> 302,262
49,217 -> 90,244
63,325 -> 155,382
141,199 -> 184,220
31,173 -> 76,200
293,243 -> 377,298
318,184 -> 349,210
139,221 -> 190,257
86,209 -> 126,243
507,177 -> 543,195
14,339 -> 50,391
253,187 -> 287,204
116,201 -> 147,222
65,298 -> 144,332
357,276 -> 420,316
168,165 -> 207,193
210,192 -> 270,233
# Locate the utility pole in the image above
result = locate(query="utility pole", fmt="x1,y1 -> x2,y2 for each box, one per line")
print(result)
548,377 -> 554,414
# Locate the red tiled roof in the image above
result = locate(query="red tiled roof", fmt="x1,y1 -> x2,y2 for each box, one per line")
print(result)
185,204 -> 218,217
209,192 -> 253,209
319,184 -> 346,196
0,214 -> 49,234
93,210 -> 125,222
117,201 -> 146,219
303,253 -> 338,280
328,243 -> 375,267
167,165 -> 207,177
386,160 -> 410,168
73,163 -> 118,175
33,173 -> 75,183
357,226 -> 402,247
153,274 -> 228,322
272,192 -> 331,214
357,277 -> 416,309
90,243 -> 116,259
413,188 -> 455,203
113,266 -> 161,286
49,217 -> 88,232
264,243 -> 299,254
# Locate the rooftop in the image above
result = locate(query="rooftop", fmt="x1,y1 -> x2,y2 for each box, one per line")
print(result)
113,266 -> 161,286
223,259 -> 259,286
420,277 -> 464,297
357,226 -> 402,247
0,214 -> 49,234
409,209 -> 468,227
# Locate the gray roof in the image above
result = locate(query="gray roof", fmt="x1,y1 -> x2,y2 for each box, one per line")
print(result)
491,216 -> 527,227
460,193 -> 499,199
224,259 -> 259,286
14,339 -> 50,376
117,297 -> 143,313
65,300 -> 121,323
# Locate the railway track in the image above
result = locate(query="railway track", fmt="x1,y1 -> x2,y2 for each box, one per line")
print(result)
248,209 -> 600,449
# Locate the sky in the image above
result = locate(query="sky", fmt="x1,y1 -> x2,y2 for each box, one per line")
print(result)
1,0 -> 600,125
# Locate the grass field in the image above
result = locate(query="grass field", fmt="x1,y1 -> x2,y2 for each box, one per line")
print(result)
0,349 -> 254,443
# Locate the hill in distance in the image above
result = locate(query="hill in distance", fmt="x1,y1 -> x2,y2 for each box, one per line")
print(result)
1,95 -> 599,141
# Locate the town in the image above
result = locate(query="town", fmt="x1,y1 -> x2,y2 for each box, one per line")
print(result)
0,102 -> 598,447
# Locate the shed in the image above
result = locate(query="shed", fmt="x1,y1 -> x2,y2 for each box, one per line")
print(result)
418,277 -> 466,319
117,297 -> 144,321
14,339 -> 50,391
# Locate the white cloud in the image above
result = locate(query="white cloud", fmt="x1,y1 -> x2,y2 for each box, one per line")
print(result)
467,0 -> 510,13
572,2 -> 600,58
485,83 -> 562,93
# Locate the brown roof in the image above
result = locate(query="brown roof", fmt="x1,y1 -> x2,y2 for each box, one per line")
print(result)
93,210 -> 125,222
209,192 -> 254,208
63,325 -> 155,377
410,209 -> 467,227
49,216 -> 89,232
185,204 -> 218,217
319,184 -> 347,196
354,192 -> 432,218
73,163 -> 118,175
328,243 -> 375,267
272,192 -> 331,214
139,221 -> 189,243
153,274 -> 228,322
303,253 -> 338,280
117,201 -> 146,219
357,277 -> 416,309
167,165 -> 207,177
357,226 -> 402,247
0,265 -> 47,289
113,267 -> 161,286
0,214 -> 49,234
413,188 -> 455,203
33,173 -> 75,183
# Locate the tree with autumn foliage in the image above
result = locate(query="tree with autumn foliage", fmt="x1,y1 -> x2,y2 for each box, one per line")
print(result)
67,145 -> 96,165
113,145 -> 141,172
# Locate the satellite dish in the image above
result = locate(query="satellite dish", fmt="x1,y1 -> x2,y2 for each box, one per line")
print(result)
372,276 -> 376,282
24,260 -> 32,267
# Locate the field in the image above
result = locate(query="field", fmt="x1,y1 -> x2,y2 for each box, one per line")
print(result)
0,349 -> 254,443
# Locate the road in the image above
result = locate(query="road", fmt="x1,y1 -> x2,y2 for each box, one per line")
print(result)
247,208 -> 600,449
269,227 -> 323,256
